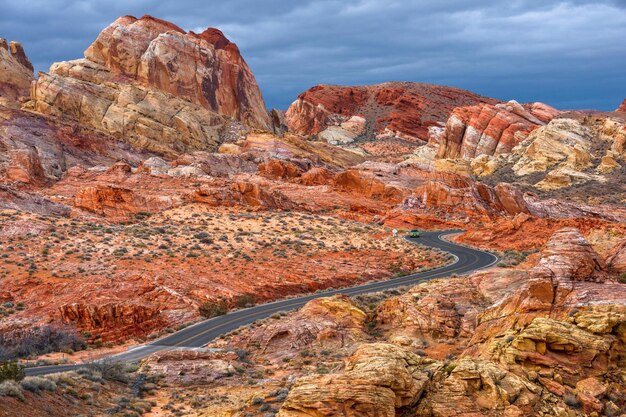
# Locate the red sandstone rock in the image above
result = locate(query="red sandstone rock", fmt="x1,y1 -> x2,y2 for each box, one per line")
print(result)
4,148 -> 46,185
0,38 -> 34,107
258,159 -> 306,180
606,237 -> 626,273
534,227 -> 606,282
84,15 -> 270,129
300,167 -> 334,186
437,100 -> 560,159
616,99 -> 626,112
28,15 -> 271,158
334,170 -> 404,202
286,82 -> 496,143
59,302 -> 164,341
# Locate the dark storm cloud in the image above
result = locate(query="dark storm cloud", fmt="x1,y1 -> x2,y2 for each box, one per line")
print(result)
1,0 -> 625,110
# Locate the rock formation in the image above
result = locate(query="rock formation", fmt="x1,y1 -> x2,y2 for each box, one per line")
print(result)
286,82 -> 496,146
0,38 -> 34,108
84,16 -> 270,129
274,227 -> 626,417
278,343 -> 434,417
467,114 -> 626,200
436,100 -> 560,159
28,15 -> 271,157
616,99 -> 626,113
246,295 -> 368,356
59,302 -> 164,341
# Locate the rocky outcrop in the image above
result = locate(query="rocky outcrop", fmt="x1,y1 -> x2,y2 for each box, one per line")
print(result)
286,83 -> 496,144
422,359 -> 548,417
278,343 -> 571,417
616,99 -> 626,113
0,184 -> 70,216
334,170 -> 404,202
534,227 -> 605,281
59,302 -> 164,340
606,237 -> 626,273
512,118 -> 594,177
84,15 -> 270,129
466,228 -> 625,385
270,108 -> 288,135
404,177 -> 531,219
3,148 -> 46,185
247,295 -> 368,355
473,115 -> 626,198
374,270 -> 528,346
278,343 -> 434,417
0,38 -> 34,108
145,350 -> 239,386
258,159 -> 308,180
28,15 -> 270,157
436,100 -> 560,159
0,106 -> 155,185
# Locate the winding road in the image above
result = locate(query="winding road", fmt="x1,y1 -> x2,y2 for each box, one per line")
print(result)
25,230 -> 497,376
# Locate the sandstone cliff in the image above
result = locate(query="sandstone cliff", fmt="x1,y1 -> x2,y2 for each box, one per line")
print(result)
0,38 -> 34,108
27,15 -> 271,157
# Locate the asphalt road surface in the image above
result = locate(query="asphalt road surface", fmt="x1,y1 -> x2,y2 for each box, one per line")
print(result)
25,230 -> 498,376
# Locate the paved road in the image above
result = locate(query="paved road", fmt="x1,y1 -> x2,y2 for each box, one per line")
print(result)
25,230 -> 497,376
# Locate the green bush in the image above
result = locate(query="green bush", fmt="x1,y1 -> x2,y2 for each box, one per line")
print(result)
618,273 -> 626,284
199,300 -> 229,318
0,380 -> 24,400
234,293 -> 255,308
20,376 -> 57,393
0,361 -> 24,382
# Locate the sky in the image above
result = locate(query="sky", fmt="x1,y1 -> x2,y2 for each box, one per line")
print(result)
1,0 -> 625,111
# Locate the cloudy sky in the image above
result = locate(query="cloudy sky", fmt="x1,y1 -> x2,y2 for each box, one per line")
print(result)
2,0 -> 625,110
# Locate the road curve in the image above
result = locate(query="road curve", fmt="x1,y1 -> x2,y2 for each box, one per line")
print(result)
25,230 -> 497,376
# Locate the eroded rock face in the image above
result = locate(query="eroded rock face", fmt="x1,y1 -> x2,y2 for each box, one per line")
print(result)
278,343 -> 434,417
606,237 -> 626,273
84,15 -> 270,129
286,83 -> 496,145
470,114 -> 626,198
616,99 -> 626,113
59,302 -> 164,341
466,228 -> 625,386
534,227 -> 606,281
436,100 -> 560,159
422,359 -> 546,417
247,295 -> 368,356
28,15 -> 270,157
0,38 -> 34,108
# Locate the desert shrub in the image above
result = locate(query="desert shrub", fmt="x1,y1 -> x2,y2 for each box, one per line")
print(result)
234,294 -> 256,308
87,359 -> 130,383
20,376 -> 57,393
0,325 -> 86,361
199,300 -> 229,318
0,380 -> 24,400
618,273 -> 626,284
0,361 -> 24,382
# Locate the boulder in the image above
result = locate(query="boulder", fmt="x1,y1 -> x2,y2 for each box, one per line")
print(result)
278,343 -> 434,417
